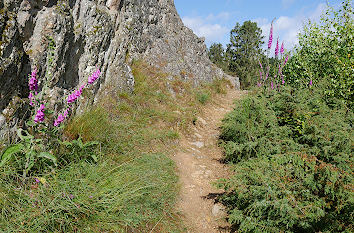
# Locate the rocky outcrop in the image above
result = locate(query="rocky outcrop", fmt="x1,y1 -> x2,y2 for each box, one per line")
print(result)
0,0 -> 239,137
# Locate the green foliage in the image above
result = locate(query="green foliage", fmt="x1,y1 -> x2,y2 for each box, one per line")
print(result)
217,87 -> 353,232
196,90 -> 211,104
208,43 -> 228,71
1,60 -> 230,232
59,137 -> 99,164
227,20 -> 264,88
283,0 -> 353,108
217,153 -> 353,233
0,129 -> 57,178
0,153 -> 179,232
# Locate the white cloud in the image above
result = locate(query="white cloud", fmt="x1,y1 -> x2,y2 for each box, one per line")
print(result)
255,3 -> 329,51
182,16 -> 229,45
181,2 -> 329,50
206,12 -> 231,21
282,0 -> 295,9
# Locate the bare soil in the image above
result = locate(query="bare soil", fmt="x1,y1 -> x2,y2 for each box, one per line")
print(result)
173,89 -> 245,233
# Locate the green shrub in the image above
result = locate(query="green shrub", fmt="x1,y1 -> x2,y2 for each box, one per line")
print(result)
196,90 -> 211,104
217,153 -> 353,233
217,87 -> 353,232
283,0 -> 353,108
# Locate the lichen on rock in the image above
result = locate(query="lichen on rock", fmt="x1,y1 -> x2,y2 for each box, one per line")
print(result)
0,0 -> 239,136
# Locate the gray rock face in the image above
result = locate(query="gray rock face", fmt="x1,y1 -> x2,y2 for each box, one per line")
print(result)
0,0 -> 239,121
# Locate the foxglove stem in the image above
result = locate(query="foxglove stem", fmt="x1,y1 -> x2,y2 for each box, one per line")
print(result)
284,55 -> 289,66
275,38 -> 279,57
34,104 -> 45,123
268,23 -> 273,49
29,92 -> 34,106
29,68 -> 38,91
88,68 -> 101,85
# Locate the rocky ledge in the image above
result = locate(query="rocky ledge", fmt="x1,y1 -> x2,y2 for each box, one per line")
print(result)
0,0 -> 239,138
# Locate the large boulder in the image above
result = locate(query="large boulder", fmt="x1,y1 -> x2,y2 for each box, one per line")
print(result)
0,0 -> 239,138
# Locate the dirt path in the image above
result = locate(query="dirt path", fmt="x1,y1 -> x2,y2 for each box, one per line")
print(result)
173,89 -> 245,233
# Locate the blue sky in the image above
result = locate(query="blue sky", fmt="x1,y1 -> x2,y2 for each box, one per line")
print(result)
175,0 -> 343,51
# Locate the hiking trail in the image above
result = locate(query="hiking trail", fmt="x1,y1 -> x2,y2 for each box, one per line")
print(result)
173,88 -> 245,233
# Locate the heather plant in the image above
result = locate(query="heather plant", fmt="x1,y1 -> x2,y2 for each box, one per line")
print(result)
0,39 -> 102,177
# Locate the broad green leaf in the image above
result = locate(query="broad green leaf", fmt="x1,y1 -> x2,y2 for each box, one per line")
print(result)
60,140 -> 73,147
84,141 -> 100,148
17,128 -> 34,141
38,152 -> 58,166
0,144 -> 24,167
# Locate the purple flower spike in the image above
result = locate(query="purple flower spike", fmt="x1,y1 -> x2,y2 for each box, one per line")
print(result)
29,92 -> 34,106
75,90 -> 81,98
280,41 -> 284,54
35,178 -> 40,184
275,38 -> 279,57
34,104 -> 45,123
268,23 -> 273,49
281,75 -> 285,85
284,55 -> 289,66
309,79 -> 313,86
259,61 -> 263,70
271,81 -> 274,90
67,94 -> 74,104
63,108 -> 69,118
80,84 -> 85,92
87,68 -> 101,85
55,108 -> 71,127
29,68 -> 38,91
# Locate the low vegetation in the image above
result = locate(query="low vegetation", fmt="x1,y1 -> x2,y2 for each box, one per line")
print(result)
0,59 -> 231,232
216,1 -> 353,232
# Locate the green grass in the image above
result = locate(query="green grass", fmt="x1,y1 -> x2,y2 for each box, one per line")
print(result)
0,60 -> 231,232
1,154 -> 179,232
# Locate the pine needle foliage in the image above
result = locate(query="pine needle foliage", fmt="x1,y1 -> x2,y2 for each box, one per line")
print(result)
217,87 -> 353,232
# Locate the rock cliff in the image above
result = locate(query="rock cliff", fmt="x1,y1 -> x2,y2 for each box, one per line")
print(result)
0,0 -> 239,136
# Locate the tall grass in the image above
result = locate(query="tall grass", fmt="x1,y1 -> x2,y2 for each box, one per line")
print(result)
1,60 -> 231,232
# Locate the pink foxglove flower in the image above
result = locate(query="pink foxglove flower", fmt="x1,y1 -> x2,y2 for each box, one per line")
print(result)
309,79 -> 313,86
54,108 -> 71,127
29,68 -> 38,91
29,92 -> 34,106
88,68 -> 101,85
265,66 -> 270,80
54,114 -> 64,127
280,41 -> 284,54
271,81 -> 274,90
259,61 -> 263,70
268,23 -> 273,49
34,104 -> 45,123
63,108 -> 69,118
284,55 -> 289,66
281,75 -> 285,85
259,70 -> 263,81
275,38 -> 279,57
